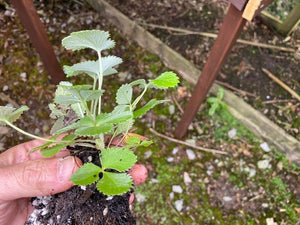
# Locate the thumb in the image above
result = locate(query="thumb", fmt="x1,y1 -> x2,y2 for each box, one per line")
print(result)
0,156 -> 82,201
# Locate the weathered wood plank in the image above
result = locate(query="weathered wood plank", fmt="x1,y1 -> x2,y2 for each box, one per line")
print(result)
86,0 -> 300,164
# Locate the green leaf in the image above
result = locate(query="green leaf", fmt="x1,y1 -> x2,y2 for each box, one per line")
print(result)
101,147 -> 137,171
50,117 -> 65,134
96,111 -> 133,126
41,143 -> 68,157
102,56 -> 122,74
208,103 -> 218,116
116,84 -> 133,105
70,163 -> 101,185
54,116 -> 93,135
112,105 -> 130,114
54,121 -> 80,135
62,30 -> 115,52
48,103 -> 65,119
39,134 -> 76,157
0,106 -> 29,125
133,99 -> 168,118
141,140 -> 153,147
206,97 -> 216,104
125,136 -> 140,145
28,141 -> 53,154
63,60 -> 99,78
149,71 -> 179,89
96,172 -> 133,196
62,134 -> 77,141
115,119 -> 134,135
130,79 -> 146,87
217,87 -> 225,99
75,124 -> 113,136
103,67 -> 118,76
71,103 -> 86,118
80,90 -> 103,101
54,95 -> 81,105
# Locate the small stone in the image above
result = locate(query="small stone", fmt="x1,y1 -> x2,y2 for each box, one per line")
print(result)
174,199 -> 184,212
217,161 -> 224,167
151,178 -> 159,183
257,159 -> 270,169
266,218 -> 278,225
183,172 -> 192,184
42,124 -> 50,133
67,16 -> 76,24
223,196 -> 232,202
260,142 -> 271,152
167,157 -> 174,162
262,203 -> 269,208
4,10 -> 13,16
172,185 -> 183,193
186,149 -> 196,160
143,150 -> 152,159
85,19 -> 92,25
48,26 -> 55,32
136,193 -> 146,202
168,105 -> 175,115
2,85 -> 8,91
228,128 -> 237,139
172,147 -> 179,155
185,139 -> 196,146
106,196 -> 113,201
20,72 -> 27,81
277,161 -> 283,170
169,192 -> 174,200
41,208 -> 48,216
87,156 -> 93,162
249,168 -> 256,177
103,207 -> 108,216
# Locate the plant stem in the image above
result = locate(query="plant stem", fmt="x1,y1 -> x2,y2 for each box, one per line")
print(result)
131,84 -> 149,110
97,51 -> 103,115
77,103 -> 84,118
5,120 -> 68,143
91,77 -> 98,116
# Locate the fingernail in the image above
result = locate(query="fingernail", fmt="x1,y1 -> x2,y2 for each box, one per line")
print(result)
57,156 -> 76,183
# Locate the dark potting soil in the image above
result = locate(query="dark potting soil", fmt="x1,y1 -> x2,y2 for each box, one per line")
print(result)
25,146 -> 136,225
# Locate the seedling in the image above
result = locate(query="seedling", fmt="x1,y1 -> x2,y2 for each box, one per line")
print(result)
0,30 -> 179,196
206,87 -> 227,116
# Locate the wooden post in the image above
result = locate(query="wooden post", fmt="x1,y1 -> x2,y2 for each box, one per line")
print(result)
174,4 -> 246,138
10,0 -> 65,84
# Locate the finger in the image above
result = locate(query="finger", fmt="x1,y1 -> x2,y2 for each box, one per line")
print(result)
0,156 -> 82,201
129,164 -> 148,186
129,194 -> 135,204
0,139 -> 70,166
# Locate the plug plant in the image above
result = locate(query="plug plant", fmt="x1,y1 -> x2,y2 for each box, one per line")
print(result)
0,30 -> 179,196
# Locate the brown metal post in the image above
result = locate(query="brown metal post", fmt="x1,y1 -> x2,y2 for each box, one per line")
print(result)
10,0 -> 65,84
174,4 -> 246,138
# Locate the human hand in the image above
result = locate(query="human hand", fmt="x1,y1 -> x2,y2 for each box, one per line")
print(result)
0,139 -> 147,225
